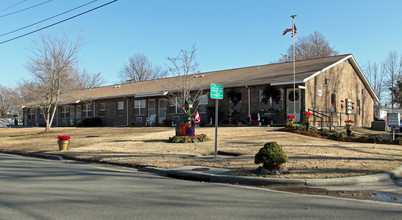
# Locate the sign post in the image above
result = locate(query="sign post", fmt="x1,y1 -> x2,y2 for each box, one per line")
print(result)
210,83 -> 223,158
387,113 -> 400,140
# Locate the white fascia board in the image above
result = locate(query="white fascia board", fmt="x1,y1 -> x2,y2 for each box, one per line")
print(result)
303,55 -> 353,83
348,56 -> 380,102
301,54 -> 379,102
270,80 -> 304,86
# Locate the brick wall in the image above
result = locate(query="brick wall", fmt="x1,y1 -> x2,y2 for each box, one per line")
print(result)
305,60 -> 374,127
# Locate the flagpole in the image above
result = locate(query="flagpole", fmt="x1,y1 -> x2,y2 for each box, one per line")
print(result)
291,15 -> 296,121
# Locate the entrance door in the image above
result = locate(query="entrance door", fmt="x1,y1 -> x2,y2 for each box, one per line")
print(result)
158,99 -> 167,124
76,105 -> 81,125
286,88 -> 301,123
70,106 -> 75,126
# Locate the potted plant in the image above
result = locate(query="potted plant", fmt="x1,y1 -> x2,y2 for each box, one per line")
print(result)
304,112 -> 312,131
286,114 -> 294,127
57,135 -> 70,151
254,142 -> 288,171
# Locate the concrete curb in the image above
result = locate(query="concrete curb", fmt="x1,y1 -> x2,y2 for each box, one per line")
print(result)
0,150 -> 63,161
2,150 -> 401,187
139,167 -> 169,177
210,174 -> 306,186
141,165 -> 402,187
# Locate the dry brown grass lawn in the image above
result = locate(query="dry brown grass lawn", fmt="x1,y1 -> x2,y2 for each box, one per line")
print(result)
0,126 -> 401,179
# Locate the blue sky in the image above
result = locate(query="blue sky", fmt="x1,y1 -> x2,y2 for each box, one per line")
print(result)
1,0 -> 402,88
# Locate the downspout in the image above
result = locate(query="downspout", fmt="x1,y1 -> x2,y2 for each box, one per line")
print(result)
246,85 -> 250,116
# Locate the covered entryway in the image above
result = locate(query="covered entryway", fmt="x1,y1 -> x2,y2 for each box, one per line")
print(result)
286,88 -> 301,122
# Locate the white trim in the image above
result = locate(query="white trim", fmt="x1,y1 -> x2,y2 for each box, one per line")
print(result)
303,55 -> 352,83
298,85 -> 306,89
348,56 -> 379,102
301,54 -> 379,102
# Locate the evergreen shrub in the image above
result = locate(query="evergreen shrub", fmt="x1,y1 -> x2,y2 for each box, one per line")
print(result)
254,142 -> 288,168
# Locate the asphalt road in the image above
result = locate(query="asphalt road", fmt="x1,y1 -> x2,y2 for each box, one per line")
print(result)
0,153 -> 401,219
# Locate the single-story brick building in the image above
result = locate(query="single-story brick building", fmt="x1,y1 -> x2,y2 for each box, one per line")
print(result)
23,54 -> 378,128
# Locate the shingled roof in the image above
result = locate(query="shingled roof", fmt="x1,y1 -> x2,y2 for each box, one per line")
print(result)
53,54 -> 377,104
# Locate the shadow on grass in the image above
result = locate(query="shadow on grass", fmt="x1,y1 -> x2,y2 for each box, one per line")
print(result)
143,139 -> 170,143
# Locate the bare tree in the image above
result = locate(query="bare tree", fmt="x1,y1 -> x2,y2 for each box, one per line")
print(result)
119,53 -> 167,83
72,68 -> 106,89
365,61 -> 384,106
0,85 -> 21,117
391,78 -> 402,108
166,46 -> 205,122
383,51 -> 402,110
26,33 -> 83,131
280,31 -> 338,62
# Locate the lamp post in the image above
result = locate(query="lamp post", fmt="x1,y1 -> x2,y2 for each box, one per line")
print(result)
186,100 -> 193,124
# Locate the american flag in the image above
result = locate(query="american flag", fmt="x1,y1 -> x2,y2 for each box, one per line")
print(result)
283,24 -> 297,37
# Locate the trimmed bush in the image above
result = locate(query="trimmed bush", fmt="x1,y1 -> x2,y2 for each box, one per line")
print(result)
171,136 -> 182,143
292,124 -> 306,130
254,142 -> 288,168
394,137 -> 402,145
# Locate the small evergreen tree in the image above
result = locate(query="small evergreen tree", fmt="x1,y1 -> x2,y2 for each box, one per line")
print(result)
254,142 -> 288,168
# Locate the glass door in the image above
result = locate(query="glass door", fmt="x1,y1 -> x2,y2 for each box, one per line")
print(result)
158,99 -> 167,124
286,88 -> 301,122
70,106 -> 75,126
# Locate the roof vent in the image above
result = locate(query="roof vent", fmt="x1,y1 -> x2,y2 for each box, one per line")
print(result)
114,85 -> 121,88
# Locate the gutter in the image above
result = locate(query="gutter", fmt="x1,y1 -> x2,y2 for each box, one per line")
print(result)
135,92 -> 168,98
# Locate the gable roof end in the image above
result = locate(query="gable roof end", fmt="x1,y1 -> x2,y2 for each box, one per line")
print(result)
302,54 -> 379,102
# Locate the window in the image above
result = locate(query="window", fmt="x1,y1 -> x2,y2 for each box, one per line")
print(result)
117,101 -> 124,116
197,95 -> 208,113
229,92 -> 242,113
259,89 -> 283,111
99,103 -> 106,117
148,99 -> 156,116
134,100 -> 146,115
83,103 -> 92,118
61,106 -> 69,118
357,99 -> 361,115
169,97 -> 184,114
28,108 -> 34,120
330,94 -> 336,112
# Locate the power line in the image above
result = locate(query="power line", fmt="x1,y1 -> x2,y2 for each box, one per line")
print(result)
0,0 -> 54,18
0,0 -> 118,45
0,0 -> 29,13
0,0 -> 99,38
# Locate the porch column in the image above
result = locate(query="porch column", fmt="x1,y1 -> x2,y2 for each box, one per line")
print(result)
247,85 -> 250,116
